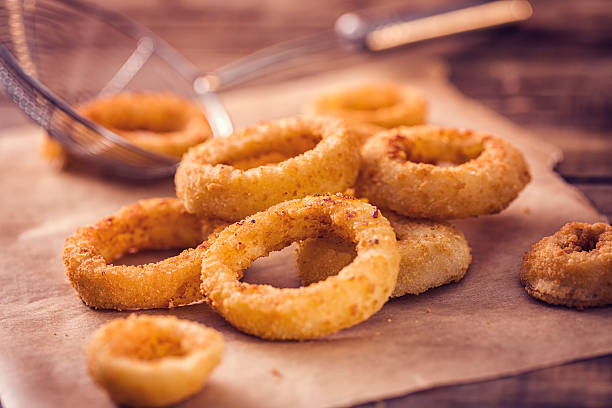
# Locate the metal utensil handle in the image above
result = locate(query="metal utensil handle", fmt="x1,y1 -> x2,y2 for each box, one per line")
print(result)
336,0 -> 533,51
202,0 -> 532,91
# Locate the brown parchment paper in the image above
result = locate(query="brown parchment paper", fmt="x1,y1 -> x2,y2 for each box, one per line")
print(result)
0,58 -> 610,408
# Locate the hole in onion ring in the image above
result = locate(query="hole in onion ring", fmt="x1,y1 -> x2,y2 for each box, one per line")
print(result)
114,248 -> 185,266
240,245 -> 303,288
240,226 -> 362,289
337,88 -> 401,111
226,152 -> 294,170
295,232 -> 357,279
107,324 -> 188,361
388,130 -> 484,167
85,98 -> 191,133
222,132 -> 323,170
561,227 -> 602,253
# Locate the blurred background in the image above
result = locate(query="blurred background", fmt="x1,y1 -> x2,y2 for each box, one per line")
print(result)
0,0 -> 610,215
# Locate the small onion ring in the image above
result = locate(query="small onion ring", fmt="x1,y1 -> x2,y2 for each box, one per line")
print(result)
303,82 -> 427,131
356,125 -> 531,219
63,198 -> 226,310
520,222 -> 612,309
175,116 -> 361,221
87,314 -> 224,407
297,211 -> 472,297
81,92 -> 212,157
199,194 -> 400,340
42,92 -> 211,164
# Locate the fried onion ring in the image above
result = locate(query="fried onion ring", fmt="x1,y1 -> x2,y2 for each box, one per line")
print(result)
175,116 -> 360,221
199,194 -> 400,340
63,198 -> 226,310
356,125 -> 531,219
520,222 -> 612,309
42,92 -> 211,163
82,92 -> 212,157
304,82 -> 427,132
297,211 -> 472,297
87,314 -> 224,407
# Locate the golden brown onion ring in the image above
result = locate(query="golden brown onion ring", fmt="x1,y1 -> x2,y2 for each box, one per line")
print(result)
304,82 -> 427,134
297,211 -> 471,297
200,194 -> 400,340
63,198 -> 226,310
356,125 -> 531,219
175,116 -> 361,221
81,92 -> 212,157
42,92 -> 211,164
87,314 -> 224,407
520,222 -> 612,309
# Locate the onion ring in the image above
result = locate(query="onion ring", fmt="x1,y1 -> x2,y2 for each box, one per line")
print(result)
297,211 -> 471,297
175,116 -> 361,221
199,194 -> 400,340
87,314 -> 224,407
63,198 -> 226,310
81,92 -> 212,157
520,222 -> 612,309
42,92 -> 211,164
356,125 -> 531,219
304,82 -> 427,131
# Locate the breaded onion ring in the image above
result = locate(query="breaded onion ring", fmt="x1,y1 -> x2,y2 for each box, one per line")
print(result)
200,194 -> 400,340
175,116 -> 360,221
82,92 -> 212,157
304,82 -> 427,131
88,315 -> 224,407
42,92 -> 211,163
63,198 -> 226,310
356,125 -> 531,219
520,222 -> 612,309
297,211 -> 472,297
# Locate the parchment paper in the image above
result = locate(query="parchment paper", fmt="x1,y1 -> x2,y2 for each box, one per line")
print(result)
0,58 -> 610,408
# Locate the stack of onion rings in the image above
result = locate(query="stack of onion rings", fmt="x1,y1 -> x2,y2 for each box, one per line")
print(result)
356,125 -> 531,219
297,211 -> 472,297
175,116 -> 361,221
199,194 -> 400,340
87,314 -> 224,407
521,222 -> 612,309
63,198 -> 226,310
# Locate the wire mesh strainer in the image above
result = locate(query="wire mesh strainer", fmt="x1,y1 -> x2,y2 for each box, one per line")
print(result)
0,0 -> 232,179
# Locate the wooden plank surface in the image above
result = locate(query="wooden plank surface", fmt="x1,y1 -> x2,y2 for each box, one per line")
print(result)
0,0 -> 610,407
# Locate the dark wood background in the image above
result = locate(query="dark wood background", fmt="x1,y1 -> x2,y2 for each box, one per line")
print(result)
1,0 -> 610,407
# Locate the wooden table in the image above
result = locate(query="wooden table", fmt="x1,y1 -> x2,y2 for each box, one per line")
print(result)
1,0 -> 610,406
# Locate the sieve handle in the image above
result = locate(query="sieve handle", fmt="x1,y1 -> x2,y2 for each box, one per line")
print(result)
335,0 -> 533,51
195,1 -> 532,107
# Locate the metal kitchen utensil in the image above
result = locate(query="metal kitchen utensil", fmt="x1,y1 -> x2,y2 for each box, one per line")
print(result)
0,0 -> 532,180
